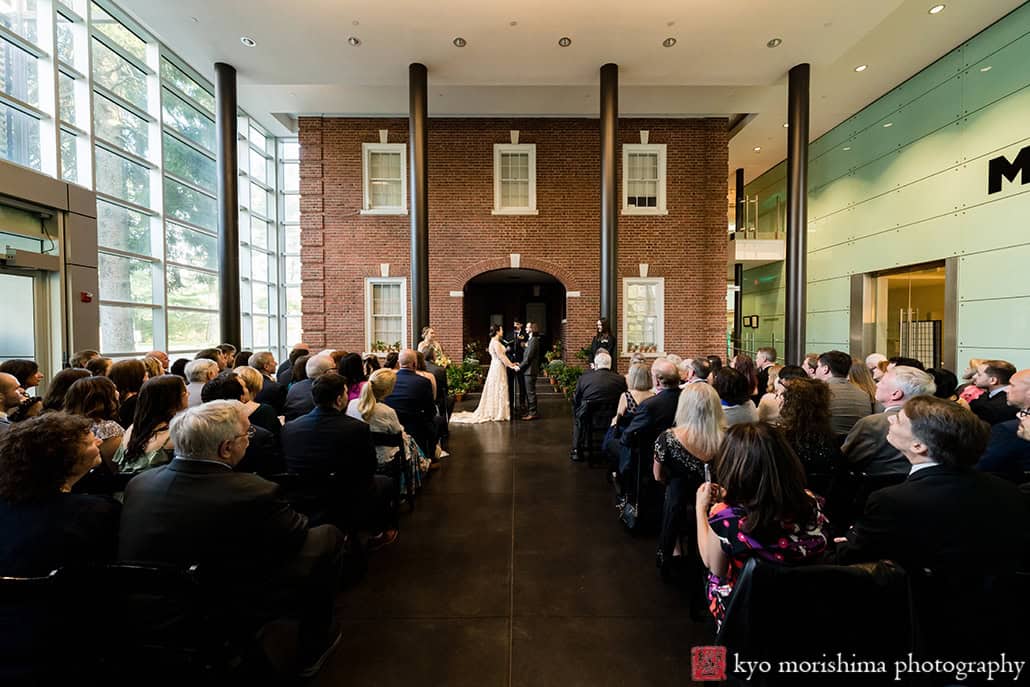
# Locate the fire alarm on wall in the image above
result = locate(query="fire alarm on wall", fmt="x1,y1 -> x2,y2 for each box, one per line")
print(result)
80,291 -> 93,303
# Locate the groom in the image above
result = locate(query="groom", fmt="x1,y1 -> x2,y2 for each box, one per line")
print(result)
519,322 -> 542,420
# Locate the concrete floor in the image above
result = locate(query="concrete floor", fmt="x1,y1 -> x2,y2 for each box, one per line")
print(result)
316,384 -> 710,687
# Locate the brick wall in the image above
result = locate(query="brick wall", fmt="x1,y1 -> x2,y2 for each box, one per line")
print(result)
298,116 -> 729,361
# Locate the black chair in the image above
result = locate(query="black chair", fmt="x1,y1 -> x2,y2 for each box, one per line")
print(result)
371,431 -> 414,510
0,569 -> 71,683
717,557 -> 915,686
71,465 -> 135,495
578,399 -> 619,467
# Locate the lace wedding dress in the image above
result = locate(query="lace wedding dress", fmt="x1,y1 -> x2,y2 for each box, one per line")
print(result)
450,338 -> 513,423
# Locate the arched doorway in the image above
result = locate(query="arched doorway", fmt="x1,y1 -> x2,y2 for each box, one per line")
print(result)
463,269 -> 566,361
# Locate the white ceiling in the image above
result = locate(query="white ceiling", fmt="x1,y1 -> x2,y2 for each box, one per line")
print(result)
118,0 -> 1023,192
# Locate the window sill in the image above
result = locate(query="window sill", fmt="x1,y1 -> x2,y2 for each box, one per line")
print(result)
491,208 -> 539,216
621,208 -> 668,216
360,208 -> 408,216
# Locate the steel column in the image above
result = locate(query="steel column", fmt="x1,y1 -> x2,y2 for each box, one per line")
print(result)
599,63 -> 619,343
409,63 -> 429,347
215,62 -> 240,348
785,64 -> 810,365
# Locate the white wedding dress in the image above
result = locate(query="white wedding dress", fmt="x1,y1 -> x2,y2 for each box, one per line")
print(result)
450,338 -> 513,423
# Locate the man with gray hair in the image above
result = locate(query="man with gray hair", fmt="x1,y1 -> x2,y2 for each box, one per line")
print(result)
569,350 -> 627,462
250,350 -> 286,413
184,358 -> 219,408
619,359 -> 681,504
842,365 -> 937,476
118,400 -> 347,677
284,353 -> 336,422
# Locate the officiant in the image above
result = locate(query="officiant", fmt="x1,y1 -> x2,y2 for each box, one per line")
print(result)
505,319 -> 528,415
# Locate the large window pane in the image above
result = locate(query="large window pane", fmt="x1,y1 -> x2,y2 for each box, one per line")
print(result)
166,222 -> 216,270
253,316 -> 269,347
0,102 -> 41,170
163,133 -> 215,189
287,317 -> 302,347
0,0 -> 37,45
98,252 -> 155,303
100,305 -> 153,353
164,178 -> 216,229
94,94 -> 149,157
284,225 -> 300,253
1,38 -> 39,106
162,89 -> 215,151
281,141 -> 299,159
249,148 -> 268,184
160,59 -> 213,112
286,286 -> 301,315
58,72 -> 76,123
285,256 -> 301,283
250,216 -> 268,249
56,14 -> 78,66
284,194 -> 299,222
96,146 -> 150,206
249,183 -> 268,217
248,124 -> 267,152
168,310 -> 219,351
167,265 -> 218,308
251,250 -> 268,282
283,162 -> 299,192
92,38 -> 146,109
252,283 -> 269,314
60,129 -> 77,182
91,3 -> 146,62
97,199 -> 152,255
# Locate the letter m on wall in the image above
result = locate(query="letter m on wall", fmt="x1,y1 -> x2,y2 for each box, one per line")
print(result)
988,145 -> 1030,194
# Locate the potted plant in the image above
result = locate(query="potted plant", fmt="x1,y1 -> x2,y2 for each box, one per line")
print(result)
576,346 -> 591,364
447,364 -> 468,402
547,359 -> 565,386
544,338 -> 563,365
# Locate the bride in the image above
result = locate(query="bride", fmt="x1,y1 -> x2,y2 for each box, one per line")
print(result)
451,324 -> 520,423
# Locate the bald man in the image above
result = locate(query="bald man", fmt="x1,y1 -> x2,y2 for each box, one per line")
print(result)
383,349 -> 437,457
0,372 -> 27,435
147,350 -> 170,374
618,360 -> 681,505
977,368 -> 1030,482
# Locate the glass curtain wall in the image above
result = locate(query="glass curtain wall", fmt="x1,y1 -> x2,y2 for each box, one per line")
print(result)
0,0 -> 289,359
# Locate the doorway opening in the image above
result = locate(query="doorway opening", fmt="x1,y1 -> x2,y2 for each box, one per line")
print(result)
871,261 -> 947,367
463,269 -> 565,362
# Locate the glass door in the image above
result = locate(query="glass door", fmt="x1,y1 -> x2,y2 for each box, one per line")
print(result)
0,270 -> 38,361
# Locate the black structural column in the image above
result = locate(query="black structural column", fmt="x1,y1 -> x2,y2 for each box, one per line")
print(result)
785,63 -> 810,365
732,167 -> 745,355
215,62 -> 240,348
409,63 -> 429,347
599,63 -> 619,341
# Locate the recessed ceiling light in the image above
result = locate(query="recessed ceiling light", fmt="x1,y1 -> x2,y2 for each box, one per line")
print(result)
753,146 -> 762,152
240,36 -> 256,47
842,146 -> 852,151
854,64 -> 867,72
558,36 -> 572,47
767,38 -> 782,48
509,20 -> 518,27
347,36 -> 361,47
928,4 -> 946,14
980,65 -> 992,72
662,37 -> 677,48
883,121 -> 893,128
453,37 -> 467,48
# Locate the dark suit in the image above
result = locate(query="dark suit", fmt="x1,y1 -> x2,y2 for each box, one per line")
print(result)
506,329 -> 527,412
425,360 -> 450,445
276,365 -> 294,388
283,377 -> 315,422
976,418 -> 1030,482
969,389 -> 1018,426
571,369 -> 627,449
384,369 -> 437,456
619,387 -> 681,496
280,407 -> 376,489
255,373 -> 287,414
519,334 -> 542,415
841,408 -> 909,477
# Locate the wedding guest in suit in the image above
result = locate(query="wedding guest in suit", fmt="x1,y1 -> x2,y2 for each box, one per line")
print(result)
0,372 -> 27,436
976,368 -> 1030,482
119,400 -> 347,677
814,350 -> 874,435
383,349 -> 437,457
620,359 -> 681,498
519,322 -> 543,420
506,319 -> 528,414
570,350 -> 627,462
250,351 -> 287,413
754,347 -> 777,402
420,344 -> 450,448
967,359 -> 1018,426
184,358 -> 218,408
284,354 -> 335,422
278,346 -> 310,386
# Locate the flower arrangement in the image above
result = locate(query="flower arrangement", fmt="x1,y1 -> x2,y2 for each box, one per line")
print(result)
371,340 -> 402,353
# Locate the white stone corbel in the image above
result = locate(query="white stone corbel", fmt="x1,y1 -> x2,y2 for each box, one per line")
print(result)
510,130 -> 520,145
379,129 -> 389,144
380,263 -> 390,277
510,253 -> 521,269
639,263 -> 649,278
639,130 -> 649,145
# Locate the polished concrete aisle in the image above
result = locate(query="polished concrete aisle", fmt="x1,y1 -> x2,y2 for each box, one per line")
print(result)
317,387 -> 710,687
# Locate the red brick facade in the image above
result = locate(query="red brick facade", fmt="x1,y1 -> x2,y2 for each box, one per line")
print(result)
298,117 -> 728,361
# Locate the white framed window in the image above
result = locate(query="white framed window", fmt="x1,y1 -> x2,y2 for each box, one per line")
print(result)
361,142 -> 407,214
622,144 -> 667,215
492,143 -> 537,215
365,277 -> 407,353
622,277 -> 665,356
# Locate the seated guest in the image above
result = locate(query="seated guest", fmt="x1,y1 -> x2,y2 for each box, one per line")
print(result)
114,375 -> 188,473
203,371 -> 282,475
0,413 -> 119,576
70,349 -> 100,369
976,368 -> 1030,482
168,358 -> 187,378
284,354 -> 335,422
85,356 -> 113,377
0,359 -> 43,393
814,350 -> 873,435
347,369 -> 406,466
803,353 -> 820,378
250,351 -> 287,413
956,357 -> 985,402
8,396 -> 43,422
64,376 -> 124,468
967,359 -> 1018,425
107,359 -> 148,429
195,347 -> 226,371
282,374 -> 397,548
230,367 -> 282,436
384,351 -> 400,370
277,346 -> 309,387
217,343 -> 237,368
653,383 -> 724,584
887,355 -> 924,371
184,358 -> 218,408
233,350 -> 253,369
678,357 -> 710,386
865,353 -> 888,382
712,367 -> 758,426
837,396 -> 1029,575
755,347 -> 777,400
756,364 -> 790,422
603,363 -> 654,468
777,377 -> 840,484
842,366 -> 936,477
413,350 -> 437,398
927,367 -> 959,400
848,359 -> 878,412
289,354 -> 311,387
731,353 -> 759,404
383,349 -> 437,458
363,354 -> 381,378
695,422 -> 829,628
620,359 -> 681,497
118,401 -> 347,677
0,372 -> 27,435
146,350 -> 170,374
569,350 -> 627,462
141,356 -> 163,381
42,368 -> 90,412
338,352 -> 368,403
705,356 -> 722,375
421,345 -> 448,418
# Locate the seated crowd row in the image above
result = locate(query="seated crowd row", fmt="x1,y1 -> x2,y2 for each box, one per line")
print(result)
0,340 -> 454,678
568,347 -> 1030,630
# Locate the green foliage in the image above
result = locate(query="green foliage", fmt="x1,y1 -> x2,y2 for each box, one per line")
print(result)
546,359 -> 566,376
447,358 -> 484,396
544,338 -> 563,363
553,365 -> 584,400
576,346 -> 592,362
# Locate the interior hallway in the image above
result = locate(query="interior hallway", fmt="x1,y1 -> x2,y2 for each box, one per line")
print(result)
317,383 -> 710,686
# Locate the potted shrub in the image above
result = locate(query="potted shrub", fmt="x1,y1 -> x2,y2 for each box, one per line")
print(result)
447,364 -> 468,402
547,359 -> 565,386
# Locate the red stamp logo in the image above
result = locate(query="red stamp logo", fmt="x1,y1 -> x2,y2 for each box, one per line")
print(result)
692,645 -> 727,681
